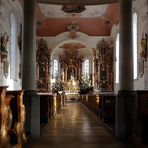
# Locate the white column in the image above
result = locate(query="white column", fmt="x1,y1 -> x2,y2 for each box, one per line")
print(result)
116,0 -> 134,138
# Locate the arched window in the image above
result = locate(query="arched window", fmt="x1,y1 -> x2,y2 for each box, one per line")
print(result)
133,12 -> 138,79
53,59 -> 58,78
83,59 -> 89,77
115,33 -> 119,84
10,13 -> 17,80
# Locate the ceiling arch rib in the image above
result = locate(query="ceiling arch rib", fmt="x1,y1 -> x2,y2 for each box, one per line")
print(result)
37,0 -> 119,5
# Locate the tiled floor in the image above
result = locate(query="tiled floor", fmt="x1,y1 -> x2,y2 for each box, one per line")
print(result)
25,102 -> 131,148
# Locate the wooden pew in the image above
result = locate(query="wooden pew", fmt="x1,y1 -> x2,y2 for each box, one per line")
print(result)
39,93 -> 54,130
56,95 -> 62,114
81,94 -> 100,115
132,90 -> 148,146
81,93 -> 116,131
102,93 -> 115,131
0,86 -> 11,148
6,90 -> 26,148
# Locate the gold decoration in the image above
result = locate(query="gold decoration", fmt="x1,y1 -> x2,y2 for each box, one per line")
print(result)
64,80 -> 80,94
95,39 -> 114,92
0,31 -> 9,62
96,95 -> 100,104
67,22 -> 79,39
0,86 -> 10,148
3,59 -> 9,78
1,31 -> 9,53
140,33 -> 147,61
36,38 -> 51,92
59,48 -> 83,81
6,90 -> 26,147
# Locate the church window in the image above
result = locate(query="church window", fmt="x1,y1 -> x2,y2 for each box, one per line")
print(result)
133,12 -> 138,79
53,59 -> 58,78
83,59 -> 89,77
10,13 -> 17,80
115,33 -> 119,84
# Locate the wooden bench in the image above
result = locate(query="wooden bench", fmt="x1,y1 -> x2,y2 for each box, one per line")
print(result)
132,91 -> 148,146
0,86 -> 11,147
7,90 -> 26,148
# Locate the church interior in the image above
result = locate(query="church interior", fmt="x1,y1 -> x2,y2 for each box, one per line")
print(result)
0,0 -> 148,147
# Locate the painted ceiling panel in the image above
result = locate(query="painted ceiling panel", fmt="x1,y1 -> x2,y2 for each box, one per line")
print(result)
38,4 -> 108,18
36,2 -> 120,36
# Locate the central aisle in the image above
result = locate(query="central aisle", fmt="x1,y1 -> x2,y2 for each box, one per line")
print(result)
25,102 -> 130,148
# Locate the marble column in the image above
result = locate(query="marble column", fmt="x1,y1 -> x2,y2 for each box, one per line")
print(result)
22,0 -> 40,138
116,0 -> 134,138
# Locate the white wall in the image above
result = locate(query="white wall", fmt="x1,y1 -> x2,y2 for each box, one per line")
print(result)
0,0 -> 22,90
111,0 -> 148,92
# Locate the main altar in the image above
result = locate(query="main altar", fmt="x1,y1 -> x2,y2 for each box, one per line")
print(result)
64,79 -> 80,100
59,45 -> 83,100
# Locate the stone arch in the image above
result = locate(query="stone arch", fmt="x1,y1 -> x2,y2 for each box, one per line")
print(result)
50,31 -> 93,57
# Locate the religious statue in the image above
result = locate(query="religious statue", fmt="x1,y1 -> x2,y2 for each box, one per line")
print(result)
67,22 -> 79,32
70,70 -> 74,80
100,63 -> 107,80
67,67 -> 75,80
67,22 -> 79,39
1,31 -> 9,53
140,33 -> 147,61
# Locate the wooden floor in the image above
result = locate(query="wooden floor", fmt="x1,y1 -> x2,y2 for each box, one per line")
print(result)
25,102 -> 131,148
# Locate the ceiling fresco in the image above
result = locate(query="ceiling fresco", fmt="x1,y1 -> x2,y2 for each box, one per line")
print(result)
36,1 -> 120,36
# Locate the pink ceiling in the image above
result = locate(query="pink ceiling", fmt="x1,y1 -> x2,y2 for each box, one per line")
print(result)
104,3 -> 120,24
36,3 -> 120,36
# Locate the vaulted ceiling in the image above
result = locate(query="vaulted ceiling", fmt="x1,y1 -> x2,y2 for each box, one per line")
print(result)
36,1 -> 120,36
52,41 -> 93,58
37,0 -> 119,5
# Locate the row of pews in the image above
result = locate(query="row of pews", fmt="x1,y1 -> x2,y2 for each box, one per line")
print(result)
0,87 -> 64,147
81,93 -> 115,130
0,86 -> 26,148
80,91 -> 148,146
1,87 -> 147,147
39,93 -> 65,130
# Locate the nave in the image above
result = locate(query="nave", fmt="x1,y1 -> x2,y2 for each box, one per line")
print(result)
25,102 -> 130,148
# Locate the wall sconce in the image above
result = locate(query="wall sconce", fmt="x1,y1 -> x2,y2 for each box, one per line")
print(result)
140,33 -> 147,61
